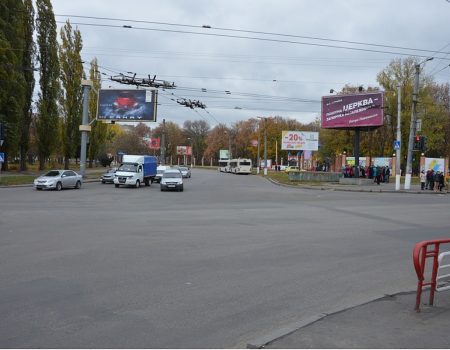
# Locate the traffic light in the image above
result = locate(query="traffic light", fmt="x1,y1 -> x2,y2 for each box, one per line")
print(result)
420,136 -> 427,152
413,135 -> 421,151
413,135 -> 427,152
0,122 -> 5,146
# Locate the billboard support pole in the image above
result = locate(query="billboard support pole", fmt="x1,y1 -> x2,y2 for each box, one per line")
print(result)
354,128 -> 360,178
80,80 -> 92,178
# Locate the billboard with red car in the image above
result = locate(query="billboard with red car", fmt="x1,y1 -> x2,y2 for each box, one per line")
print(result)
321,92 -> 384,129
97,89 -> 157,122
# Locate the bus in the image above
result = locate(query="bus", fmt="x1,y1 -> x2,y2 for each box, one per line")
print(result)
219,159 -> 230,172
229,158 -> 252,174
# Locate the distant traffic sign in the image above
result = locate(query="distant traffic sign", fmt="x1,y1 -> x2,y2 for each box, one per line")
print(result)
393,140 -> 401,150
0,152 -> 4,162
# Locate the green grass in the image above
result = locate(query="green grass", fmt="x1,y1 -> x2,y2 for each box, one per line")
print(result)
0,175 -> 36,186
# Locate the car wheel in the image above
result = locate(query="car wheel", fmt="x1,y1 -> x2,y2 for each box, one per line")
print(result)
75,181 -> 81,189
102,180 -> 105,184
115,184 -> 119,188
36,188 -> 42,191
135,180 -> 140,188
56,182 -> 62,191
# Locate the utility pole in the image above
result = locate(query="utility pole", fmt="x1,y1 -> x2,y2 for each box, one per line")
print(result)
395,85 -> 401,191
264,118 -> 268,176
160,118 -> 166,165
405,58 -> 432,190
257,120 -> 261,174
79,80 -> 92,178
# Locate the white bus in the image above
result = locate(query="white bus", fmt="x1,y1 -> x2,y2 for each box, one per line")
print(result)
229,158 -> 252,174
218,159 -> 230,172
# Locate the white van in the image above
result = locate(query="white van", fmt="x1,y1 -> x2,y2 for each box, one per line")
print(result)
155,165 -> 170,183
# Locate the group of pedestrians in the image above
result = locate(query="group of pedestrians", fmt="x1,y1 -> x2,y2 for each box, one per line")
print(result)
342,165 -> 391,185
420,169 -> 446,192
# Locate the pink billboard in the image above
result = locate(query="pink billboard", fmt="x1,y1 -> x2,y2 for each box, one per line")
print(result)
321,92 -> 384,128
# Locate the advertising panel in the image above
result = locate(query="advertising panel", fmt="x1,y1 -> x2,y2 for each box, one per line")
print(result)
425,158 -> 445,172
97,89 -> 157,122
281,131 -> 319,151
321,92 -> 384,128
147,138 -> 160,150
177,146 -> 192,156
219,150 -> 229,159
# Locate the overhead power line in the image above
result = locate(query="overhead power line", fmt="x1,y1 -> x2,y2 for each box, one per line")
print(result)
55,20 -> 450,60
55,14 -> 450,56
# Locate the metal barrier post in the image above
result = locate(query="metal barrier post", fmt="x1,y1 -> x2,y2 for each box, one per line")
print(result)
413,239 -> 450,312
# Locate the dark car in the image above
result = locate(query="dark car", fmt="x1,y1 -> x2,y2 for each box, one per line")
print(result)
101,168 -> 117,184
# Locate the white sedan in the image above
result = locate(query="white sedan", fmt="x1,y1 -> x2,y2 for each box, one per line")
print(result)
34,170 -> 83,191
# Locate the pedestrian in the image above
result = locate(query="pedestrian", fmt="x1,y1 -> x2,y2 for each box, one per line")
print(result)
376,167 -> 382,185
384,166 -> 390,183
420,170 -> 426,190
438,171 -> 445,192
434,171 -> 440,193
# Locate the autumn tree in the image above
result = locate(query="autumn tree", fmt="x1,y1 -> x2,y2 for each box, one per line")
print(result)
36,0 -> 59,170
19,0 -> 35,171
88,58 -> 107,167
0,0 -> 27,170
59,20 -> 84,169
182,120 -> 210,161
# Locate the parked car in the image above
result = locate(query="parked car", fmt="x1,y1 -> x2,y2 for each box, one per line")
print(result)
34,170 -> 82,191
284,166 -> 300,173
101,168 -> 117,184
160,169 -> 183,192
155,165 -> 170,183
178,166 -> 191,178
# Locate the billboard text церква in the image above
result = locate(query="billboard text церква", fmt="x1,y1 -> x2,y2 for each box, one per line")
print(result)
321,92 -> 384,129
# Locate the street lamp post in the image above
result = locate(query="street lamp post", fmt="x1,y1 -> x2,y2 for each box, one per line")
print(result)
405,57 -> 433,190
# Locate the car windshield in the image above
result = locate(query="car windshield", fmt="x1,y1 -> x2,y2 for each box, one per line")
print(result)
44,171 -> 60,177
157,170 -> 164,174
164,173 -> 181,178
179,167 -> 188,171
118,164 -> 137,172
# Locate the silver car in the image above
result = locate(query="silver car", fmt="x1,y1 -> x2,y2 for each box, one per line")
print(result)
34,170 -> 83,191
101,168 -> 117,184
178,166 -> 191,178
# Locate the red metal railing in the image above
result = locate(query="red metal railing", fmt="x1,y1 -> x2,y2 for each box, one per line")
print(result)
413,239 -> 450,311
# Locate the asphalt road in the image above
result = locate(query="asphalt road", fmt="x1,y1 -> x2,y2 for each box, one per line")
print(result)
1,169 -> 449,348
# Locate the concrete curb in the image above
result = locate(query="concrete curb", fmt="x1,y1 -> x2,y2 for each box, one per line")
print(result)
0,178 -> 101,189
246,289 -> 415,349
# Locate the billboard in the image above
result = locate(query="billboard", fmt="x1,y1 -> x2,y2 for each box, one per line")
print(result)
97,89 -> 157,122
219,150 -> 229,159
321,92 -> 384,128
425,158 -> 445,172
281,131 -> 319,151
177,146 -> 192,156
146,138 -> 160,150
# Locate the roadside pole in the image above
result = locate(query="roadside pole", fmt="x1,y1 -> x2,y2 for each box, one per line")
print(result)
264,119 -> 268,176
160,119 -> 166,165
405,58 -> 432,190
396,85 -> 401,191
79,80 -> 92,178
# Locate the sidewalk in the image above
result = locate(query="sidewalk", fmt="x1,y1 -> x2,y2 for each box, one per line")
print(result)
260,290 -> 450,348
268,178 -> 449,195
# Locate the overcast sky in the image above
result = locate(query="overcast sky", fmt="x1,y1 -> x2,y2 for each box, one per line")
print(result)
51,0 -> 450,128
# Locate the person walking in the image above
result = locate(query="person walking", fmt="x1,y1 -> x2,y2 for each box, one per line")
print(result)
420,170 -> 426,190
